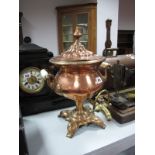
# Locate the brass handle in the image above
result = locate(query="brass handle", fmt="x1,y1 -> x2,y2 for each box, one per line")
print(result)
100,62 -> 111,81
95,89 -> 110,104
89,89 -> 112,121
40,69 -> 54,89
40,69 -> 49,80
95,103 -> 112,121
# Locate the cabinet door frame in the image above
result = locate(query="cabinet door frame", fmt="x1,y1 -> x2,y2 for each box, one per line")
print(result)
56,3 -> 97,54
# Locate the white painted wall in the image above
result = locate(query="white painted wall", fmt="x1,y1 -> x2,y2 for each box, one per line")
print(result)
118,0 -> 135,30
19,0 -> 119,56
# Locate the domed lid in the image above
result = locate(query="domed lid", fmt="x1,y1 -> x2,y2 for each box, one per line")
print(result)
50,26 -> 105,65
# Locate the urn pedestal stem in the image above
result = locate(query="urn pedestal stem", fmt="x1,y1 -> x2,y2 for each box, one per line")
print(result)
75,97 -> 84,112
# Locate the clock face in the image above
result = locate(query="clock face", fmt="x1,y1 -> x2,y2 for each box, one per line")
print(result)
19,67 -> 45,94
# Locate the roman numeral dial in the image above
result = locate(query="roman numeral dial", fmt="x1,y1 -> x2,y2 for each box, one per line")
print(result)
19,67 -> 45,94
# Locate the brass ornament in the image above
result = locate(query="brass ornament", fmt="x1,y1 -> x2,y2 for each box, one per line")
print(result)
89,89 -> 112,121
47,27 -> 106,138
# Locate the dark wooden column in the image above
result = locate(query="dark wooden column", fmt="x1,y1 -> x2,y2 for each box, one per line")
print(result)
105,19 -> 112,48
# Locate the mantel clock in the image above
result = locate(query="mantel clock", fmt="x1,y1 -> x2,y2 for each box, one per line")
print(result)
19,13 -> 74,116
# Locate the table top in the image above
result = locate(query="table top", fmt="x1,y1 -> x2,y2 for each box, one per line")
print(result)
23,107 -> 135,155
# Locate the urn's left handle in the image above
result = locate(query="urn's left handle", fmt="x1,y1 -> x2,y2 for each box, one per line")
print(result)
40,69 -> 54,89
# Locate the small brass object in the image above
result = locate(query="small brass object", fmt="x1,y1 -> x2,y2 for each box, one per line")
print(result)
95,103 -> 112,121
89,89 -> 112,121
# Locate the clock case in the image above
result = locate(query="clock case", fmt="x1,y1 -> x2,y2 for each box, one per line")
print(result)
19,12 -> 74,116
19,42 -> 74,116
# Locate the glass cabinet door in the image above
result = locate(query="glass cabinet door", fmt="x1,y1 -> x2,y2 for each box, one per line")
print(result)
57,3 -> 97,54
62,15 -> 73,50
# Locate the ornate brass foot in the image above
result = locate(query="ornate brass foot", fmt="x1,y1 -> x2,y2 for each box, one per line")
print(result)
59,107 -> 105,138
89,89 -> 112,121
95,103 -> 112,121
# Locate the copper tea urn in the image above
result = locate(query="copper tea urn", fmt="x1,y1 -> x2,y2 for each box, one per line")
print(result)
42,27 -> 106,138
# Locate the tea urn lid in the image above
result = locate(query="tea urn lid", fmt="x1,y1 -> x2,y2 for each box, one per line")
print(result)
50,27 -> 105,65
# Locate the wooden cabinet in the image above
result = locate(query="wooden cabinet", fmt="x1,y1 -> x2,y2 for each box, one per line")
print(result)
117,30 -> 135,54
56,3 -> 97,54
117,30 -> 134,48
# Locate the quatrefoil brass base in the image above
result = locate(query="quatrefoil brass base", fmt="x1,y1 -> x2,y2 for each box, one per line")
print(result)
58,106 -> 106,138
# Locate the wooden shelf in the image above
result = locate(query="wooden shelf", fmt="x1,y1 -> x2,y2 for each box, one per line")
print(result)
117,30 -> 134,47
63,41 -> 73,43
117,30 -> 135,54
62,25 -> 72,27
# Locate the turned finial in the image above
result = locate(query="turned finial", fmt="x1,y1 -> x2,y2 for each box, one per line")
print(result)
73,26 -> 82,39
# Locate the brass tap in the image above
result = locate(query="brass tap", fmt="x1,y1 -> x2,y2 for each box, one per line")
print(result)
89,89 -> 112,121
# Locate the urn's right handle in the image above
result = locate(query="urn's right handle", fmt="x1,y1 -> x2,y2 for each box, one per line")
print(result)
100,62 -> 111,81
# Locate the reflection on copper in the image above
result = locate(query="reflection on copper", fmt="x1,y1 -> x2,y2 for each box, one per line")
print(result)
85,75 -> 92,87
73,75 -> 79,89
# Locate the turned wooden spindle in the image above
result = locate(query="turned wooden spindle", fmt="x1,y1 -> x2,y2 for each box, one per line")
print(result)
105,19 -> 112,48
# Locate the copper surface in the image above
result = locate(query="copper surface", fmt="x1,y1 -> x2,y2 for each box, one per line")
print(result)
48,64 -> 104,99
48,26 -> 106,138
